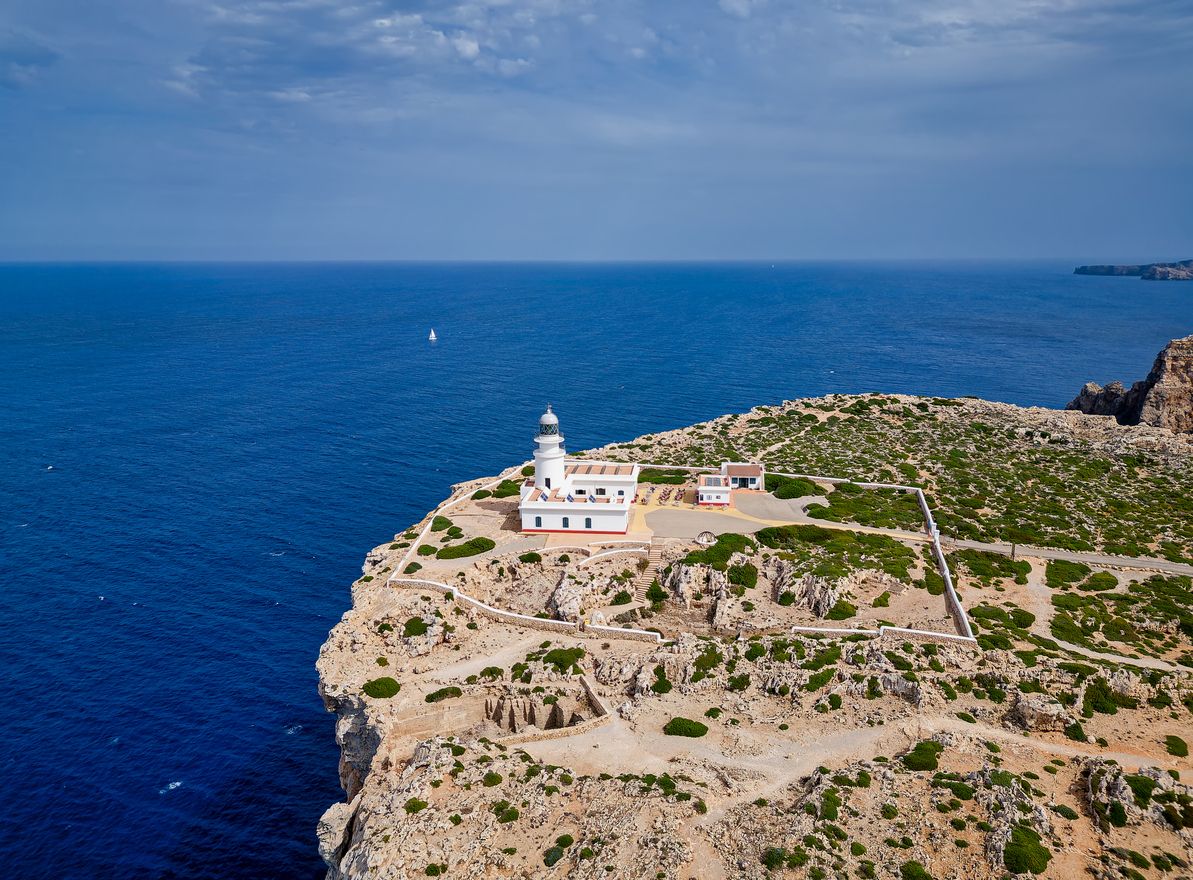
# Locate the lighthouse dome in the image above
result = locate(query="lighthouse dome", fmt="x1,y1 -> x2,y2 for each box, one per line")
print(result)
538,405 -> 560,434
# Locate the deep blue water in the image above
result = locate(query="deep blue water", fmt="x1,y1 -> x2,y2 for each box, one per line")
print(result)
1,262 -> 1189,878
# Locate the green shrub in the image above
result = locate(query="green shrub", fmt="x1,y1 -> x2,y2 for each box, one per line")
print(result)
902,741 -> 944,771
651,665 -> 673,694
482,771 -> 502,787
825,600 -> 857,620
639,468 -> 688,484
518,551 -> 542,564
682,533 -> 755,570
404,798 -> 428,814
362,677 -> 400,698
403,616 -> 429,637
1045,559 -> 1091,589
437,537 -> 497,559
1052,804 -> 1078,820
542,647 -> 584,673
430,515 -> 453,531
663,717 -> 709,737
728,563 -> 758,589
471,489 -> 492,500
425,686 -> 463,703
542,846 -> 565,867
492,480 -> 521,498
645,580 -> 668,605
1165,735 -> 1189,757
900,861 -> 932,880
403,562 -> 422,574
610,590 -> 633,605
417,544 -> 438,556
1003,825 -> 1051,874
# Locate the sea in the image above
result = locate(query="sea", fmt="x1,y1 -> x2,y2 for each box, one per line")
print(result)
1,261 -> 1189,878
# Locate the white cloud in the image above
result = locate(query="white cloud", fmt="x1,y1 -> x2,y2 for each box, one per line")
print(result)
718,0 -> 762,19
453,35 -> 481,59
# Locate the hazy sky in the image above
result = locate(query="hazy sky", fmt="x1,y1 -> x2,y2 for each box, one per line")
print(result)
1,0 -> 1190,260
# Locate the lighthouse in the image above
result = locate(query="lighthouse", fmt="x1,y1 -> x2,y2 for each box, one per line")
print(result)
533,405 -> 566,491
518,405 -> 640,533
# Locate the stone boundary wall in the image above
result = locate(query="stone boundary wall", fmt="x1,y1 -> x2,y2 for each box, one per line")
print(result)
498,712 -> 613,746
790,625 -> 879,638
494,676 -> 613,745
391,577 -> 664,644
577,547 -> 649,568
579,675 -> 611,717
877,625 -> 979,647
584,623 -> 663,643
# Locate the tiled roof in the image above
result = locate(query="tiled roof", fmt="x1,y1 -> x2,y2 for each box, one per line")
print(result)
724,463 -> 763,477
565,462 -> 637,477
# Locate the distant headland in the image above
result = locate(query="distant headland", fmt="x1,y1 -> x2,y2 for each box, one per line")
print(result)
1074,258 -> 1193,280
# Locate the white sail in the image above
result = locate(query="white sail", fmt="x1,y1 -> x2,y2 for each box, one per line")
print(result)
428,329 -> 437,341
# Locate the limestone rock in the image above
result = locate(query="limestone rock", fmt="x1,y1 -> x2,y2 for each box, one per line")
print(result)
798,573 -> 840,618
1067,335 -> 1193,434
661,563 -> 701,608
1008,692 -> 1073,732
317,796 -> 359,870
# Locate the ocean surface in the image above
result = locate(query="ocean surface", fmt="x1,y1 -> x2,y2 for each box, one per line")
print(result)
1,261 -> 1189,878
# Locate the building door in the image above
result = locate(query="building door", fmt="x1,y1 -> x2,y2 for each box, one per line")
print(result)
534,516 -> 542,528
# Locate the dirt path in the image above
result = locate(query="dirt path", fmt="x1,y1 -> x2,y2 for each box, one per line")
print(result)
950,537 -> 1193,577
922,715 -> 1183,773
1020,557 -> 1175,672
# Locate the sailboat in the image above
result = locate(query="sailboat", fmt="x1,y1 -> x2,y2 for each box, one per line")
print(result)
428,329 -> 438,342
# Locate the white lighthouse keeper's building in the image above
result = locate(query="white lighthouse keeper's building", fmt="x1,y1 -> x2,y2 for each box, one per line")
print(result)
518,405 -> 640,534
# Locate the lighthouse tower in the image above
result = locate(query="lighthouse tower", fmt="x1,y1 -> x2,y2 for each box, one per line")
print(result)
533,404 -> 567,491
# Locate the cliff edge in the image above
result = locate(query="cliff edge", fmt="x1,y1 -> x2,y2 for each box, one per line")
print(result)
1067,335 -> 1193,434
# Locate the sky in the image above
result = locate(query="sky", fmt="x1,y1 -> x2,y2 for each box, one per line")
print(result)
0,0 -> 1191,261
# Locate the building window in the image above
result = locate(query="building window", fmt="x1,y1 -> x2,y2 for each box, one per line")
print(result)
545,477 -> 551,489
534,516 -> 541,528
562,517 -> 570,529
585,517 -> 592,529
617,489 -> 624,496
596,487 -> 606,496
577,489 -> 587,495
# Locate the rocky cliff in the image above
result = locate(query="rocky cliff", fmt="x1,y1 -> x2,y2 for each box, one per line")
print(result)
1074,258 -> 1193,280
1067,335 -> 1193,434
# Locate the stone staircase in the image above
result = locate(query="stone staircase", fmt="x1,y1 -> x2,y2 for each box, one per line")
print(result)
632,541 -> 666,603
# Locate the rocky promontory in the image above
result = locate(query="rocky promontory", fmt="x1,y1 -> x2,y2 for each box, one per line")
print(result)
317,382 -> 1193,879
1074,258 -> 1193,280
1067,334 -> 1193,434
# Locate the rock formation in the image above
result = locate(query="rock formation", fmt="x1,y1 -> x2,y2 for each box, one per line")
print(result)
1074,258 -> 1193,279
1067,335 -> 1193,434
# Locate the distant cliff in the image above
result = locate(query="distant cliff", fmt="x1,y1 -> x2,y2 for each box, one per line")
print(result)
1074,259 -> 1193,280
1067,335 -> 1193,434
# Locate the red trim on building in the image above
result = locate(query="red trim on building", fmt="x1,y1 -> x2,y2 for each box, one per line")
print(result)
520,528 -> 629,535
